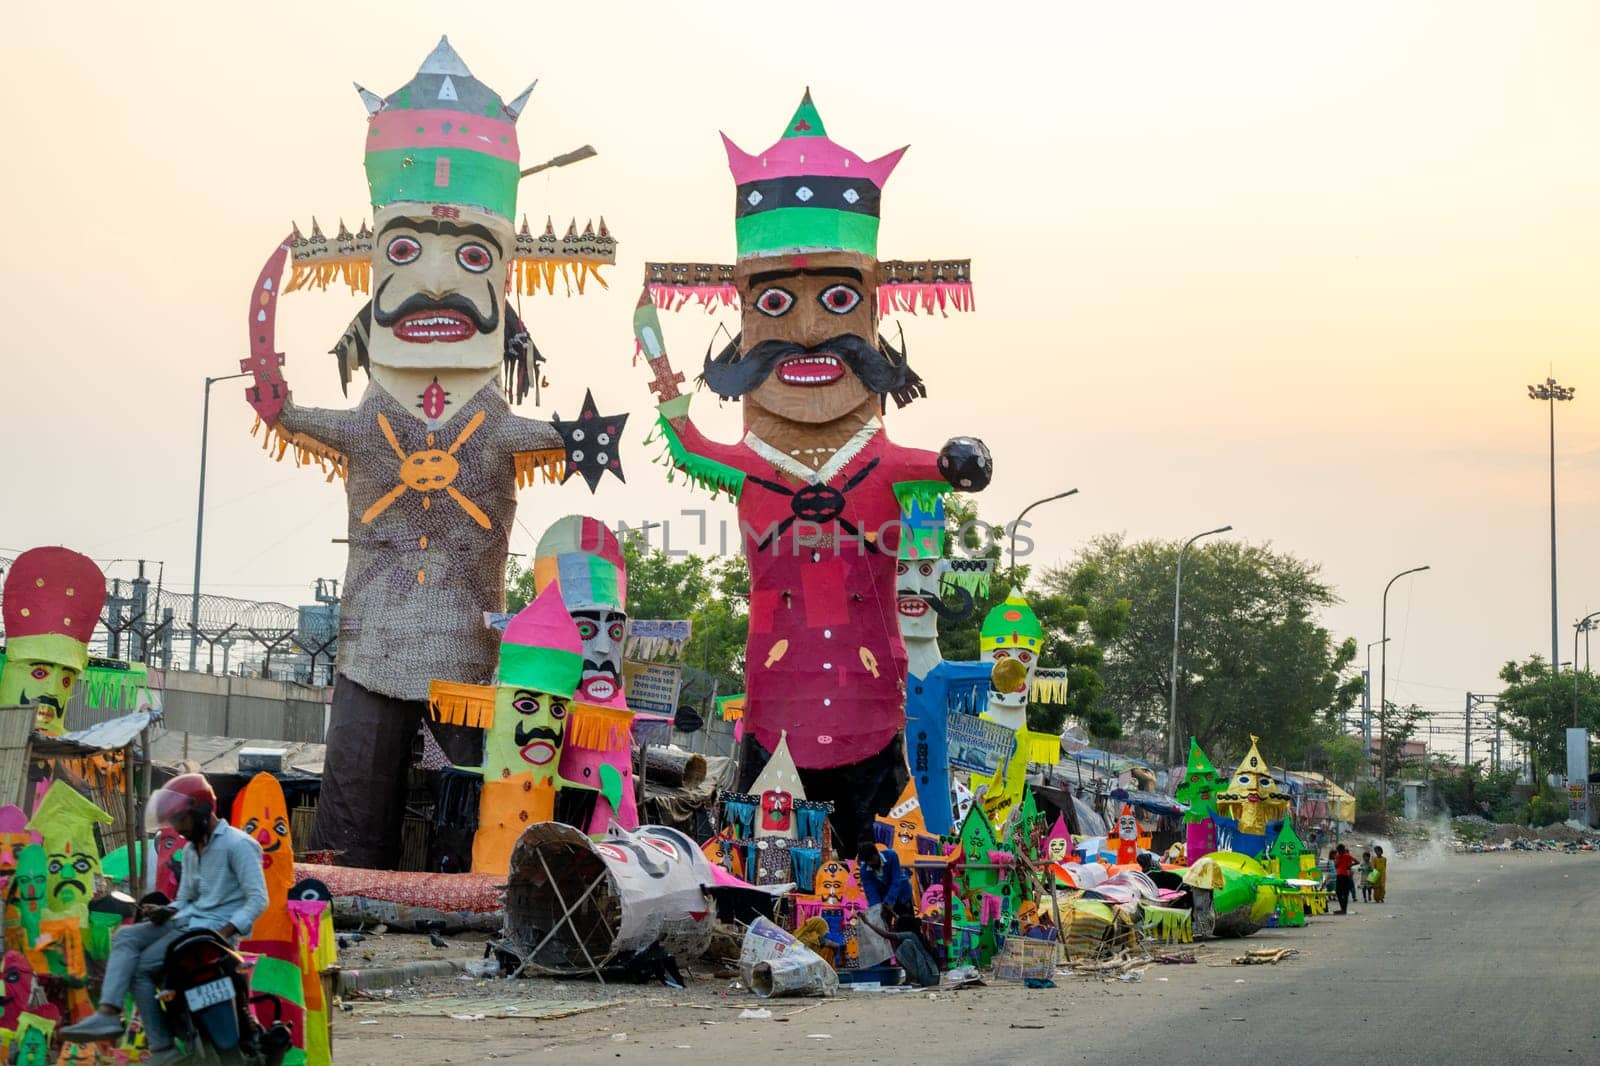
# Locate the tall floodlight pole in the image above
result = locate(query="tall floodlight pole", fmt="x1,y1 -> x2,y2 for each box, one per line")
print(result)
1527,378 -> 1574,670
1167,525 -> 1233,765
189,373 -> 251,670
1379,565 -> 1430,795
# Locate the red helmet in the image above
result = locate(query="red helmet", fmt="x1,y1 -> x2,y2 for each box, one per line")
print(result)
145,773 -> 217,832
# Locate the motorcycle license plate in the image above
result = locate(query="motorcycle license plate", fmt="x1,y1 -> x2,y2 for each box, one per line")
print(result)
185,977 -> 234,1012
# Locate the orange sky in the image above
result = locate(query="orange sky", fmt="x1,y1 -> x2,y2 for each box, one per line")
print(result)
3,2 -> 1596,757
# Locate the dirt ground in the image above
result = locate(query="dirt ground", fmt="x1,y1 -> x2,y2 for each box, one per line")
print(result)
329,846 -> 1600,1065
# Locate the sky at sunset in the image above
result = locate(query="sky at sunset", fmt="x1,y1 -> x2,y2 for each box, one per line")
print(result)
3,2 -> 1596,759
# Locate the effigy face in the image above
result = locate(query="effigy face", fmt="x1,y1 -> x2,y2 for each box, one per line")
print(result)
731,251 -> 881,426
367,203 -> 512,375
895,557 -> 942,642
570,607 -> 626,707
485,687 -> 569,782
0,660 -> 79,735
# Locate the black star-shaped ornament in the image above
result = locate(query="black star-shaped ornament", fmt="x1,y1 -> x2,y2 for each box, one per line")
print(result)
553,389 -> 627,491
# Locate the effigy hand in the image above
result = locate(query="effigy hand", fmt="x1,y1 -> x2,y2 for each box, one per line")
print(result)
938,436 -> 993,492
241,233 -> 294,425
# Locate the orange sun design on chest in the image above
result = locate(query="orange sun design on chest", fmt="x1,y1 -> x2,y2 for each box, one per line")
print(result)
361,409 -> 492,529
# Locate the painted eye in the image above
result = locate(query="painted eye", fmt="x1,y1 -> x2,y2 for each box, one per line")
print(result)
29,667 -> 48,681
919,562 -> 934,576
74,857 -> 92,873
896,562 -> 908,576
608,622 -> 625,641
754,287 -> 795,317
576,620 -> 597,640
274,820 -> 289,836
512,691 -> 540,714
456,242 -> 493,273
59,674 -> 73,690
549,699 -> 568,721
1018,650 -> 1032,663
386,236 -> 421,264
818,284 -> 861,314
243,819 -> 259,835
47,861 -> 61,875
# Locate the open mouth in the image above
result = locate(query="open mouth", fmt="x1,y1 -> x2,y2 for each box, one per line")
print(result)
775,354 -> 845,386
520,741 -> 556,766
392,310 -> 478,343
580,677 -> 617,702
897,597 -> 929,618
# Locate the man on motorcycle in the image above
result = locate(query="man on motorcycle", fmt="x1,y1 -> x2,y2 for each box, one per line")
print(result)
61,772 -> 268,1063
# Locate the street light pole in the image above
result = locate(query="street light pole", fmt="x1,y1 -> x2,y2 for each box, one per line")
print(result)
1364,638 -> 1390,769
1573,611 -> 1600,727
1167,524 -> 1233,766
189,373 -> 251,671
1379,565 -> 1430,795
1527,377 -> 1575,670
1007,489 -> 1079,573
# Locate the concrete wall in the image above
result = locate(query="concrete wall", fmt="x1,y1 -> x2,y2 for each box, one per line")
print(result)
69,669 -> 330,743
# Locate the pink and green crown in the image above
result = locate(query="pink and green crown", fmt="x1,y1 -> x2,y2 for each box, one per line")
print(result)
723,90 -> 907,261
498,586 -> 583,695
360,36 -> 533,220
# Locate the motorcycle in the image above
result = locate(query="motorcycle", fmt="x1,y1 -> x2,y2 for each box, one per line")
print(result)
157,928 -> 292,1065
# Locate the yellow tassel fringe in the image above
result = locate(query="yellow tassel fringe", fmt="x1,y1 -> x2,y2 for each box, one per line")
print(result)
429,681 -> 496,729
566,704 -> 633,750
287,260 -> 371,295
514,449 -> 567,489
251,418 -> 349,483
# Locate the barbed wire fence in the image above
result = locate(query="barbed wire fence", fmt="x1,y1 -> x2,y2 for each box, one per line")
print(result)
0,556 -> 338,684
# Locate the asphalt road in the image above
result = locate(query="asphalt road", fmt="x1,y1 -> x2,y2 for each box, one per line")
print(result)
337,848 -> 1600,1065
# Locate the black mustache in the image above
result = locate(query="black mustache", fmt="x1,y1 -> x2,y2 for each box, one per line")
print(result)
28,693 -> 62,711
701,334 -> 908,399
581,661 -> 619,678
372,276 -> 500,334
897,585 -> 975,622
52,879 -> 87,897
514,721 -> 562,747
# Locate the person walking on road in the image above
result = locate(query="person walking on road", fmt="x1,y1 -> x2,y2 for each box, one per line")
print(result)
1333,844 -> 1359,914
1360,850 -> 1375,902
1370,845 -> 1388,902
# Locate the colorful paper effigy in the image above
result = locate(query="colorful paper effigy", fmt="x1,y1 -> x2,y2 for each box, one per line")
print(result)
0,549 -> 107,736
638,90 -> 993,854
972,592 -> 1065,830
717,732 -> 830,893
239,36 -> 624,866
1215,735 -> 1291,853
230,773 -> 318,1065
536,518 -> 640,832
430,584 -> 583,873
1114,805 -> 1140,866
1174,737 -> 1222,863
24,782 -> 111,983
897,498 -> 993,836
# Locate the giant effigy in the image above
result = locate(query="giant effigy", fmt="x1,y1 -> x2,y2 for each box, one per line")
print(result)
634,90 -> 993,855
239,37 -> 624,866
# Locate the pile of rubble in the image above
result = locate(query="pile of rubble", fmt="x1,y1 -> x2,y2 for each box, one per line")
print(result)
1452,815 -> 1600,852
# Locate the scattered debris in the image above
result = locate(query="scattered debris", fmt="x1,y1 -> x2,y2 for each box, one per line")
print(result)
1230,948 -> 1299,966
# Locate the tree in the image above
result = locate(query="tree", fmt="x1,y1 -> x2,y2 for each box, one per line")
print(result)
1316,733 -> 1367,788
935,500 -> 1129,739
505,538 -> 750,700
1496,655 -> 1600,779
1042,534 -> 1363,765
1375,702 -> 1429,786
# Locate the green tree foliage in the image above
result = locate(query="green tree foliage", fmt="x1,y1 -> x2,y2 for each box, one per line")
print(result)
505,539 -> 750,700
1042,534 -> 1363,764
935,501 -> 1130,739
1496,655 -> 1600,778
1374,702 -> 1429,785
1433,764 -> 1523,823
